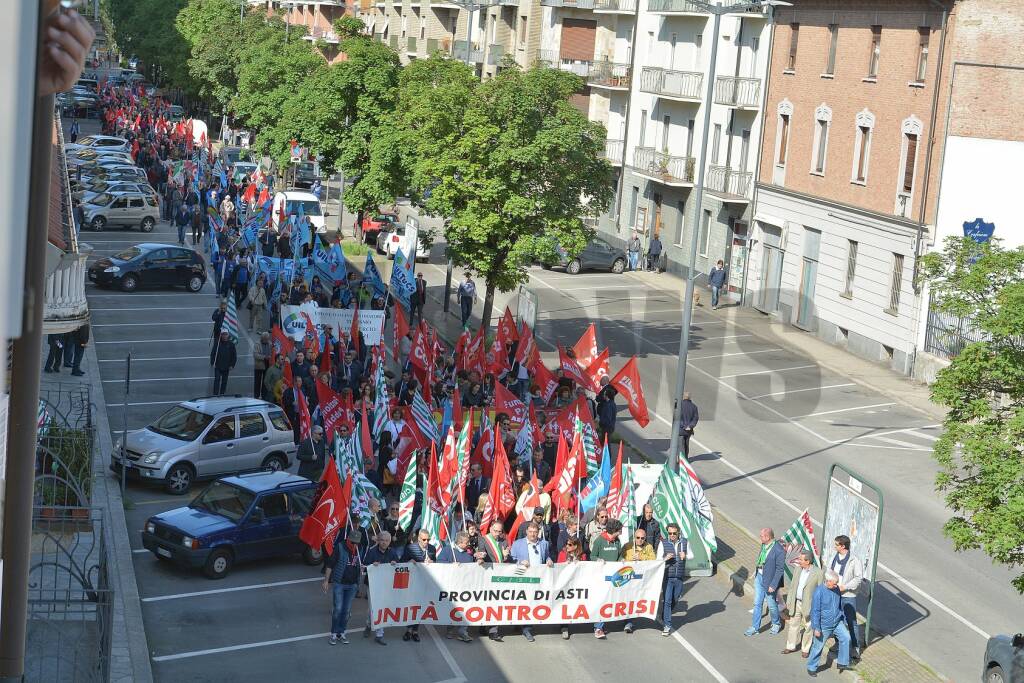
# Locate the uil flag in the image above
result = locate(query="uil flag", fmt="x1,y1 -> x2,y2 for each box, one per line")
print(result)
396,452 -> 419,533
296,388 -> 313,443
781,509 -> 820,579
299,459 -> 351,555
609,357 -> 649,427
573,323 -> 599,369
493,382 -> 527,425
479,436 -> 516,535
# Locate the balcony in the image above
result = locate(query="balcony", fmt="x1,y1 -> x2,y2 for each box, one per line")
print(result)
706,165 -> 752,202
714,76 -> 761,109
487,44 -> 504,65
646,0 -> 709,13
587,60 -> 631,90
593,0 -> 637,12
601,139 -> 624,166
541,0 -> 595,7
639,66 -> 703,102
539,51 -> 592,76
631,147 -> 695,186
407,36 -> 418,53
304,28 -> 340,43
453,40 -> 484,63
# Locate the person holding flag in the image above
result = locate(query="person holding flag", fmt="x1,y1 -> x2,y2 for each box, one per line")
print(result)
209,330 -> 237,396
322,526 -> 362,646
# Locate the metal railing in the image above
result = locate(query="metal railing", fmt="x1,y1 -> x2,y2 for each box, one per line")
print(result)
487,44 -> 504,65
706,165 -> 753,197
647,0 -> 709,12
587,60 -> 631,88
923,306 -> 987,361
632,146 -> 695,184
714,76 -> 761,108
453,40 -> 484,62
601,139 -> 625,165
594,0 -> 637,10
540,0 -> 595,7
639,66 -> 703,100
306,28 -> 340,42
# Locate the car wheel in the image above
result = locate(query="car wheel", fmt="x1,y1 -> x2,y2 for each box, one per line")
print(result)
261,454 -> 286,473
186,275 -> 204,292
302,545 -> 323,566
375,240 -> 384,255
986,666 -> 1005,683
164,463 -> 193,495
120,273 -> 139,292
91,216 -> 106,232
203,548 -> 233,580
141,217 -> 155,233
566,259 -> 582,275
611,258 -> 626,274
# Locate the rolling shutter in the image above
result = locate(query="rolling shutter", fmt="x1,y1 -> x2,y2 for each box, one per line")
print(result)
560,19 -> 596,61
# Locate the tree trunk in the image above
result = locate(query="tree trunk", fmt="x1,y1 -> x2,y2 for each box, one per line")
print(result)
481,281 -> 496,336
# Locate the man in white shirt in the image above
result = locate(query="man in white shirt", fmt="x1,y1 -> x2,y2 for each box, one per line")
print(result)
828,535 -> 864,658
783,551 -> 823,657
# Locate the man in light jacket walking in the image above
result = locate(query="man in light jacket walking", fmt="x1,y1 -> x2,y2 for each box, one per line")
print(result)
783,550 -> 823,657
806,570 -> 853,676
745,527 -> 785,636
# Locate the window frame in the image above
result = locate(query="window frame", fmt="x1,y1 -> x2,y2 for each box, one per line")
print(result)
886,253 -> 904,315
867,25 -> 882,79
851,109 -> 875,185
698,209 -> 711,258
915,27 -> 930,83
825,24 -> 838,75
810,103 -> 832,176
786,23 -> 799,72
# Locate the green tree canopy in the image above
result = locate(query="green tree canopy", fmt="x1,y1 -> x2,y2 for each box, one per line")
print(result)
104,0 -> 194,93
921,236 -> 1024,593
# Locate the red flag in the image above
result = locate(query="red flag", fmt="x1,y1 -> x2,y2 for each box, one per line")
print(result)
393,303 -> 410,361
609,357 -> 649,428
543,432 -> 568,494
507,471 -> 542,542
605,442 -> 629,518
319,341 -> 332,375
350,306 -> 360,355
257,186 -> 270,207
271,325 -> 295,362
581,347 -> 609,393
530,358 -> 558,404
282,359 -> 294,389
470,418 -> 495,477
573,324 -> 599,369
455,328 -> 470,359
340,390 -> 355,431
409,327 -> 430,371
493,382 -> 527,425
486,308 -> 519,375
545,396 -> 596,446
451,382 -> 463,429
461,327 -> 485,374
296,388 -> 313,442
301,312 -> 320,357
515,321 -> 539,368
299,458 -> 350,555
558,346 -> 590,388
437,427 -> 460,511
479,436 -> 516,534
242,182 -> 257,205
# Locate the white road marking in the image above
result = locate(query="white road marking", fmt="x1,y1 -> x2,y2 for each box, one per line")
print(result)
672,631 -> 730,683
92,321 -> 208,327
132,548 -> 149,554
151,629 -> 361,662
696,334 -> 753,341
426,626 -> 468,683
99,356 -> 208,362
869,435 -> 932,449
142,577 -> 322,603
747,383 -> 856,400
689,349 -> 784,361
102,375 -> 246,384
90,307 -> 213,312
910,429 -> 940,441
791,402 -> 896,419
95,337 -> 212,344
718,364 -> 818,379
865,425 -> 943,441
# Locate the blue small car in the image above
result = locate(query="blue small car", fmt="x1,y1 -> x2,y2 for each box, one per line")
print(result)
983,632 -> 1024,683
141,471 -> 322,579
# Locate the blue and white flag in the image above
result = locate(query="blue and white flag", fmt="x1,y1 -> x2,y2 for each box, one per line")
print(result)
580,441 -> 611,513
363,252 -> 386,297
290,217 -> 311,257
313,241 -> 347,285
389,248 -> 417,309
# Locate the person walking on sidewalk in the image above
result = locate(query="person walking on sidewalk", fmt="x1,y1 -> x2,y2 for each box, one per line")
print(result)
657,522 -> 691,636
678,392 -> 699,457
457,273 -> 476,328
828,535 -> 863,659
806,571 -> 853,677
253,332 -> 272,398
323,529 -> 362,646
210,331 -> 237,396
43,333 -> 65,373
745,527 -> 785,637
626,232 -> 641,271
69,323 -> 89,376
174,202 -> 191,246
647,233 -> 663,273
782,550 -> 823,658
709,259 -> 728,309
410,272 -> 427,327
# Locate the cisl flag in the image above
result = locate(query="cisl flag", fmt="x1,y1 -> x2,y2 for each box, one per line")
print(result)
609,357 -> 649,427
299,459 -> 351,555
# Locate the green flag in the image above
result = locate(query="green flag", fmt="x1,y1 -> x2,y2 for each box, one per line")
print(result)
617,463 -> 637,540
649,464 -> 690,536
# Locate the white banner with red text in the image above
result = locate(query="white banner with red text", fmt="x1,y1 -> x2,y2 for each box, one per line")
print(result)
366,560 -> 665,628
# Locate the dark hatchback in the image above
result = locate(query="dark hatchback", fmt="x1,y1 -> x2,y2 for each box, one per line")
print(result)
141,472 -> 322,579
542,237 -> 627,275
88,243 -> 206,293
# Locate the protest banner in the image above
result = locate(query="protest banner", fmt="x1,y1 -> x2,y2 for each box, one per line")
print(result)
366,560 -> 665,628
281,305 -> 386,346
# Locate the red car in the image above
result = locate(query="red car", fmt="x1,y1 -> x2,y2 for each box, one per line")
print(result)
357,212 -> 399,244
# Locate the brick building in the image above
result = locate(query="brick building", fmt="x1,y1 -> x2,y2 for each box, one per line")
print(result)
248,1 -> 354,64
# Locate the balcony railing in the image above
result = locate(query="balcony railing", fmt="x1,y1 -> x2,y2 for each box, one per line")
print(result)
407,36 -> 418,52
639,66 -> 703,101
593,0 -> 637,11
601,139 -> 625,165
587,60 -> 631,89
305,28 -> 340,43
453,40 -> 484,62
648,0 -> 750,11
487,44 -> 504,65
426,37 -> 440,54
540,0 -> 595,7
706,165 -> 753,199
631,147 -> 695,185
714,76 -> 761,108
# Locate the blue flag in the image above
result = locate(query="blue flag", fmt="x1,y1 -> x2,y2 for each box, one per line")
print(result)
389,248 -> 417,309
580,442 -> 611,513
363,253 -> 386,297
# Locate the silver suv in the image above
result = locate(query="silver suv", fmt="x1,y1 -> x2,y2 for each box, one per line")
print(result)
83,191 -> 160,232
110,396 -> 297,494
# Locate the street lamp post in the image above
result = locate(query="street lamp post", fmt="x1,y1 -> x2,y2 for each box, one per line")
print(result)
665,0 -> 787,469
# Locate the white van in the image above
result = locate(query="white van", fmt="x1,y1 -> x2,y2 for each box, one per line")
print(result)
272,191 -> 326,234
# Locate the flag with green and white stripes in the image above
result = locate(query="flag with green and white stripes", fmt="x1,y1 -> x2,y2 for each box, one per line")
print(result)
617,462 -> 637,540
222,293 -> 240,342
397,457 -> 418,532
678,452 -> 718,554
782,509 -> 820,579
649,464 -> 690,537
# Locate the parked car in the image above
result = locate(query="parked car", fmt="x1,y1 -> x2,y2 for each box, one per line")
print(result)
375,222 -> 429,261
141,472 -> 321,579
74,168 -> 148,186
88,243 -> 207,292
541,238 -> 626,275
220,145 -> 245,168
65,134 -> 130,154
168,104 -> 186,121
293,160 -> 320,190
272,190 -> 326,233
66,149 -> 135,169
983,632 -> 1023,683
110,396 -> 297,494
231,161 -> 258,184
81,191 -> 159,232
73,181 -> 155,204
357,212 -> 399,245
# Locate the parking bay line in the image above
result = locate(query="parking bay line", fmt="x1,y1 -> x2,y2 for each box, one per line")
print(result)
791,402 -> 896,419
747,383 -> 856,400
142,576 -> 322,603
689,349 -> 784,361
718,364 -> 818,379
106,400 -> 190,407
98,356 -> 208,362
95,338 -> 212,344
151,628 -> 353,662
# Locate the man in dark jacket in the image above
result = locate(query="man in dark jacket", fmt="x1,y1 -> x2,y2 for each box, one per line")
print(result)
69,323 -> 90,376
595,380 -> 618,443
210,331 -> 237,396
658,522 -> 691,635
211,300 -> 227,339
678,392 -> 699,457
296,425 -> 326,479
635,503 -> 662,550
745,527 -> 786,636
323,528 -> 362,645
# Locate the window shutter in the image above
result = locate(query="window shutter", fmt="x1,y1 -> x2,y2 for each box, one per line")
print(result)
902,134 -> 918,192
560,19 -> 597,61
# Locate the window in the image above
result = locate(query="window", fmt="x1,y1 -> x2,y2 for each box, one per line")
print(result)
786,23 -> 799,71
811,104 -> 831,174
852,109 -> 875,183
711,124 -> 721,164
675,200 -> 686,245
916,27 -> 930,82
519,16 -> 527,45
203,416 -> 236,444
257,493 -> 289,518
899,116 -> 923,197
288,489 -> 314,515
638,109 -> 648,147
686,119 -> 695,158
629,186 -> 639,227
268,410 -> 291,432
867,25 -> 881,78
662,115 -> 671,150
842,240 -> 857,297
777,114 -> 790,166
698,209 -> 711,257
887,253 -> 904,314
825,24 -> 838,75
239,413 -> 267,437
112,198 -> 128,209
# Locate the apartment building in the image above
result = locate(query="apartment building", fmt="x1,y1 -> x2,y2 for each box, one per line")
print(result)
362,0 -> 544,76
547,1 -> 772,296
748,1 -> 952,376
248,1 -> 354,63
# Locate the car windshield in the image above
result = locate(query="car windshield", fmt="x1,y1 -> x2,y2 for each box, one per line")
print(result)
286,200 -> 322,217
90,193 -> 113,206
87,181 -> 110,193
77,136 -> 97,146
112,246 -> 143,261
189,481 -> 254,523
147,405 -> 214,441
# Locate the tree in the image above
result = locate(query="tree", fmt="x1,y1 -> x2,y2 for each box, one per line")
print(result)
921,236 -> 1024,593
402,64 -> 614,330
104,0 -> 195,93
333,15 -> 366,40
